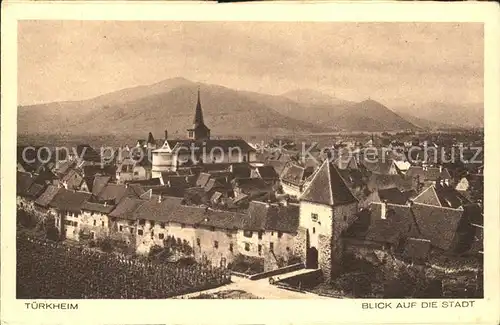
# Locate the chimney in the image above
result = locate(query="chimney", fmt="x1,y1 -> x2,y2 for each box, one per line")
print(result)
104,201 -> 107,207
167,180 -> 171,187
164,129 -> 168,140
185,176 -> 189,183
444,179 -> 449,186
381,200 -> 387,220
439,165 -> 443,173
158,194 -> 162,203
125,183 -> 129,188
440,179 -> 444,187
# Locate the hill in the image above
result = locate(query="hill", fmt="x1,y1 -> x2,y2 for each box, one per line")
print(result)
392,102 -> 483,128
18,79 -> 329,138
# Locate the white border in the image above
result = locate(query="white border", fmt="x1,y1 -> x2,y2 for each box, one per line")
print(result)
2,2 -> 499,325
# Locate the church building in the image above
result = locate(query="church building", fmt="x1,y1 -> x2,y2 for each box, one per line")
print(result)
152,88 -> 257,178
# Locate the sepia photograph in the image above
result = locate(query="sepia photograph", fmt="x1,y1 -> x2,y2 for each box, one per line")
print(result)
2,2 -> 499,325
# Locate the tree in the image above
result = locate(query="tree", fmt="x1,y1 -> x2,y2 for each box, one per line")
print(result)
46,226 -> 60,241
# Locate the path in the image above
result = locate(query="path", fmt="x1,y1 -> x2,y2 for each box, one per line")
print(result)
174,273 -> 331,299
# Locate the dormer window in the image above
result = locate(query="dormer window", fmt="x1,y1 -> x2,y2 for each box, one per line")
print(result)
311,213 -> 318,222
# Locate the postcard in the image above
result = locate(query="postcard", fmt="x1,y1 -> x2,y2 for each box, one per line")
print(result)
1,1 -> 499,325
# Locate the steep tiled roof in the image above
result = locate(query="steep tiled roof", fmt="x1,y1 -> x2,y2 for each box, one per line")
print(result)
334,155 -> 359,170
49,189 -> 91,213
367,173 -> 413,192
362,160 -> 396,175
53,160 -> 76,177
406,166 -> 452,182
61,169 -> 84,190
411,203 -> 464,251
127,178 -> 162,186
414,184 -> 471,208
245,201 -> 300,233
463,203 -> 483,226
17,172 -> 35,196
196,173 -> 212,188
26,183 -> 46,199
256,165 -> 279,180
108,197 -> 146,220
171,139 -> 256,153
96,183 -> 142,204
91,175 -> 112,196
378,187 -> 408,205
81,201 -> 115,214
280,163 -> 310,187
365,203 -> 416,244
232,178 -> 271,194
35,185 -> 60,207
300,160 -> 357,206
413,186 -> 442,207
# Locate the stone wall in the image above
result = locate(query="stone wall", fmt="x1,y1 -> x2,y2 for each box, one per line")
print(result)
318,234 -> 333,280
294,226 -> 308,263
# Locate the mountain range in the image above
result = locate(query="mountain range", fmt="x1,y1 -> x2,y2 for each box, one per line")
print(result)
18,77 -> 483,138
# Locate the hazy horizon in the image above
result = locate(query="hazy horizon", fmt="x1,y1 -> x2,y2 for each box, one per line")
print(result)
19,21 -> 483,109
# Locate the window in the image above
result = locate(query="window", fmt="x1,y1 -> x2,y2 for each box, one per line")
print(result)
245,243 -> 250,251
159,233 -> 164,240
90,232 -> 95,239
211,226 -> 215,232
72,221 -> 78,227
139,219 -> 145,226
271,232 -> 274,236
160,222 -> 165,229
101,221 -> 105,227
189,131 -> 194,138
243,155 -> 247,162
181,223 -> 185,229
119,225 -> 123,232
243,230 -> 253,238
343,215 -> 347,222
286,247 -> 290,252
138,229 -> 143,236
150,221 -> 155,227
229,243 -> 233,252
258,231 -> 263,240
214,241 -> 219,249
129,227 -> 134,234
133,171 -> 139,176
311,213 -> 318,222
258,244 -> 262,255
277,231 -> 283,238
270,242 -> 274,252
93,220 -> 97,226
197,238 -> 201,246
312,227 -> 316,234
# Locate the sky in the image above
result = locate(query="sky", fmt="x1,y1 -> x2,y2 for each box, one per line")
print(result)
18,21 -> 483,107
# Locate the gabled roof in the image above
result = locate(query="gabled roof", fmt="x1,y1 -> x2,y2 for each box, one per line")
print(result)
300,160 -> 357,206
255,165 -> 279,180
91,175 -> 111,196
35,185 -> 60,207
49,189 -> 91,213
196,173 -> 212,188
334,155 -> 359,170
414,184 -> 471,208
95,183 -> 142,204
109,197 -> 146,220
170,139 -> 256,153
367,173 -> 413,192
244,201 -> 300,233
345,203 -> 416,245
17,171 -> 35,196
412,185 -> 442,207
377,187 -> 408,205
406,166 -> 452,181
411,203 -> 464,251
81,201 -> 115,214
280,163 -> 313,187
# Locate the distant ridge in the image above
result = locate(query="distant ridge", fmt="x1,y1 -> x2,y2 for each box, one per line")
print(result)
18,77 -> 481,137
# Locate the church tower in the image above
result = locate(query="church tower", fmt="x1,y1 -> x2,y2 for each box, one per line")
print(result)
187,88 -> 211,141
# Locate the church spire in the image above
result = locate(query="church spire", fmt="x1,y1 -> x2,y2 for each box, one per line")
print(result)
187,87 -> 211,141
193,86 -> 204,126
